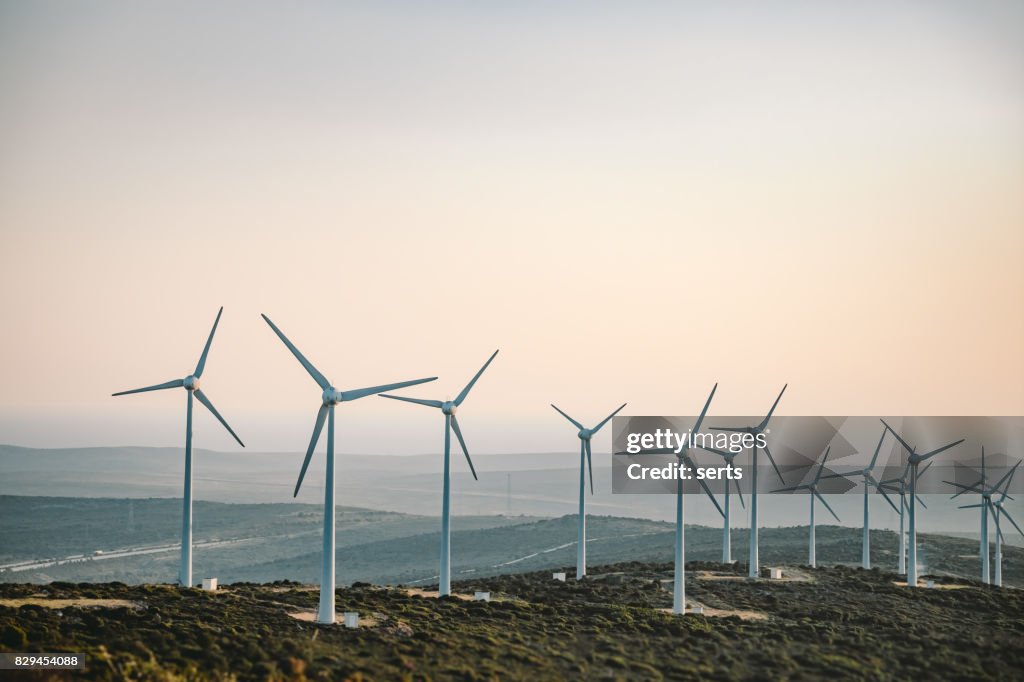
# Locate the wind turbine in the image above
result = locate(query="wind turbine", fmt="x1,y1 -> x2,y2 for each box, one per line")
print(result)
701,446 -> 745,563
881,419 -> 964,587
262,314 -> 436,623
879,461 -> 931,575
379,350 -> 499,597
988,461 -> 1022,587
819,428 -> 898,569
945,447 -> 993,583
551,401 -> 627,579
614,385 -> 724,614
773,446 -> 840,568
946,452 -> 1019,585
112,306 -> 244,588
710,385 -> 787,578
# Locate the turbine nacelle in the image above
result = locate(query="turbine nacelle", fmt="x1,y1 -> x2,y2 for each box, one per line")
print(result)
322,387 -> 343,405
578,428 -> 592,441
183,375 -> 200,391
442,401 -> 457,415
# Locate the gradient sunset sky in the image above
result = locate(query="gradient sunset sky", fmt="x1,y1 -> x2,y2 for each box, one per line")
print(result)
1,1 -> 1021,455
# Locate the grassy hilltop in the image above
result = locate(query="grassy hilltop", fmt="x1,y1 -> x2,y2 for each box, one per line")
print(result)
2,561 -> 1023,681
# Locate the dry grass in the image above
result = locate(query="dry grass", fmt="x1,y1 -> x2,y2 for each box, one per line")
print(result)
0,597 -> 138,609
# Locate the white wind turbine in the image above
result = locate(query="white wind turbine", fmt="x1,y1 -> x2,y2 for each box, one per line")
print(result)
262,314 -> 436,623
710,385 -> 787,578
551,401 -> 627,579
773,446 -> 841,568
946,453 -> 1020,585
112,306 -> 244,588
380,350 -> 499,597
881,419 -> 963,587
615,385 -> 724,614
819,427 -> 898,569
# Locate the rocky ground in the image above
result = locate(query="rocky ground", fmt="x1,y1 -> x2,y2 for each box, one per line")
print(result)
2,560 -> 1022,681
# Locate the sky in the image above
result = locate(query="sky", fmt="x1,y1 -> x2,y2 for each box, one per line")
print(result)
1,0 -> 1022,456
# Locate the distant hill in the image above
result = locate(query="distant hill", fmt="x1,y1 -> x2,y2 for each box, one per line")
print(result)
2,497 -> 1020,588
1,445 -> 1013,539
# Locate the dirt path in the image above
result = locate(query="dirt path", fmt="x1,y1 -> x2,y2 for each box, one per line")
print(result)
657,605 -> 769,621
0,597 -> 138,609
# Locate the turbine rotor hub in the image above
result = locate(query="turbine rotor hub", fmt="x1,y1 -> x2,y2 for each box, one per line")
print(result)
578,429 -> 591,440
183,375 -> 199,391
442,401 -> 456,415
322,387 -> 342,405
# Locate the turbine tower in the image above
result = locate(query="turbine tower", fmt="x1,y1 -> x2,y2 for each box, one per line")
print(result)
380,349 -> 499,597
262,314 -> 436,623
702,446 -> 745,563
819,428 -> 898,569
615,385 -> 724,614
879,462 -> 931,575
112,306 -> 244,588
946,452 -> 1020,585
710,385 -> 787,578
551,401 -> 627,579
881,419 -> 963,587
774,446 -> 841,568
988,461 -> 1022,587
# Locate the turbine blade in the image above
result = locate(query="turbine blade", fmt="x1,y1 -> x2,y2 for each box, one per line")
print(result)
690,384 -> 718,435
261,314 -> 330,390
1001,508 -> 1024,537
450,415 -> 478,481
880,419 -> 915,457
762,444 -> 786,485
814,490 -> 840,522
867,473 -> 900,513
378,394 -> 444,408
814,446 -> 832,484
584,440 -> 595,495
915,494 -> 928,509
193,389 -> 244,447
772,484 -> 809,493
341,377 -> 437,401
695,474 -> 724,518
454,349 -> 499,407
946,480 -> 984,497
294,405 -> 328,497
709,426 -> 749,433
591,402 -> 628,436
551,404 -> 584,430
112,379 -> 184,396
959,503 -> 985,509
819,471 -> 858,481
735,477 -> 745,509
868,428 -> 887,471
946,477 -> 987,499
998,462 -> 1021,503
990,460 -> 1021,496
757,384 -> 787,431
919,438 -> 965,461
194,307 -> 223,378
